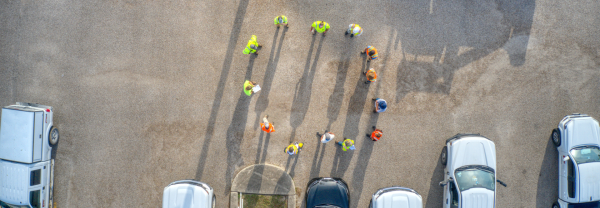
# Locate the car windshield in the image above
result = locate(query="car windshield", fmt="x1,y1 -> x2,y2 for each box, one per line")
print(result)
314,206 -> 341,208
0,200 -> 30,208
569,201 -> 600,208
454,166 -> 495,191
570,146 -> 600,164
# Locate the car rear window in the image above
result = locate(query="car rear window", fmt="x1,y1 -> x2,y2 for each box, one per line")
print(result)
30,169 -> 41,186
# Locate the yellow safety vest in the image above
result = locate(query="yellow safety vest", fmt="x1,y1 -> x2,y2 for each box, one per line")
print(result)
342,139 -> 354,151
243,35 -> 258,54
312,21 -> 330,33
274,16 -> 288,25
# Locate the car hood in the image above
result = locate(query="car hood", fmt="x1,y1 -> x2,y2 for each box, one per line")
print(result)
568,118 -> 600,147
460,188 -> 495,208
450,138 -> 496,169
373,190 -> 422,208
306,179 -> 349,208
163,184 -> 209,208
578,162 -> 600,202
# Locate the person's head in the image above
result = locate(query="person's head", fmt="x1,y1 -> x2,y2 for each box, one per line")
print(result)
278,17 -> 283,24
368,50 -> 376,57
250,44 -> 257,50
367,71 -> 375,80
319,22 -> 324,28
287,147 -> 295,154
375,133 -> 382,137
245,85 -> 253,91
344,140 -> 353,147
378,101 -> 387,109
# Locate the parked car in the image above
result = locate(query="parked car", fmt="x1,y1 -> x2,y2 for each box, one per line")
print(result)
163,180 -> 215,208
551,114 -> 600,208
369,187 -> 422,208
439,134 -> 506,208
0,102 -> 59,208
306,177 -> 349,208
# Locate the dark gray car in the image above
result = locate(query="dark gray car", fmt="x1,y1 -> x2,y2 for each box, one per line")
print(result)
306,178 -> 349,208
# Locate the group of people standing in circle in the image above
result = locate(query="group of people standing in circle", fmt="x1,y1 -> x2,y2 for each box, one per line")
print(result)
241,15 -> 389,156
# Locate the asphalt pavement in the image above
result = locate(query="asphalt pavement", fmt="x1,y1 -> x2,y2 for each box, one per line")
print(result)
0,0 -> 599,207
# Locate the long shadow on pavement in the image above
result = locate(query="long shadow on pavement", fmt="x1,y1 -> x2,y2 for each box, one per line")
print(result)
326,41 -> 355,130
224,55 -> 257,194
195,0 -> 249,181
535,135 -> 558,207
289,35 -> 324,142
253,27 -> 288,129
424,148 -> 445,208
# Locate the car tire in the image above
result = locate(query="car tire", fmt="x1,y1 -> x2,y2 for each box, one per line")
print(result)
212,195 -> 216,208
552,128 -> 561,147
441,146 -> 448,166
369,199 -> 373,208
552,202 -> 559,208
49,127 -> 59,146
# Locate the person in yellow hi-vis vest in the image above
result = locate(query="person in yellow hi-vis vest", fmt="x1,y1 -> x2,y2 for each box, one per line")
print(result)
345,24 -> 363,37
274,15 -> 289,28
243,35 -> 262,55
336,138 -> 355,151
310,21 -> 330,35
284,142 -> 303,155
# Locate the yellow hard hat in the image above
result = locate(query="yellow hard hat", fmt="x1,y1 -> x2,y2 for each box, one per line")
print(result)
298,143 -> 303,148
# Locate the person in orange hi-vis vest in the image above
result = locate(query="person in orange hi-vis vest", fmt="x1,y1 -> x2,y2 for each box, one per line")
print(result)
367,126 -> 383,141
260,115 -> 275,133
364,68 -> 377,84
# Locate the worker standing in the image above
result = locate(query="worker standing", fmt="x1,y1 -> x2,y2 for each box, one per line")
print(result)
243,35 -> 262,55
373,98 -> 387,113
284,142 -> 304,155
345,24 -> 363,37
310,21 -> 330,35
243,80 -> 259,96
361,46 -> 378,61
274,15 -> 289,28
367,126 -> 383,141
261,115 -> 275,133
336,138 -> 355,151
363,68 -> 377,84
316,130 -> 335,143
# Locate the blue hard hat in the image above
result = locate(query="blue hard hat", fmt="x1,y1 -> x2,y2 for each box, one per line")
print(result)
378,101 -> 387,109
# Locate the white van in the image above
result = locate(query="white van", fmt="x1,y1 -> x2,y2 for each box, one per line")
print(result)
0,102 -> 59,208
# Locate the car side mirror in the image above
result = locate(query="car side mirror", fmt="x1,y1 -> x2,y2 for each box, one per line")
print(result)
563,156 -> 570,161
496,179 -> 507,187
439,181 -> 447,187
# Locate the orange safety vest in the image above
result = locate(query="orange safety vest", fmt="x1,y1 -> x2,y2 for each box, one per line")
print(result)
366,46 -> 378,59
371,130 -> 383,141
260,123 -> 275,133
366,69 -> 377,82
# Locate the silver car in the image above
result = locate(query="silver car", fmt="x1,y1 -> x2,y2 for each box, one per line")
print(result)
551,114 -> 600,208
439,134 -> 506,208
163,180 -> 215,208
370,187 -> 422,208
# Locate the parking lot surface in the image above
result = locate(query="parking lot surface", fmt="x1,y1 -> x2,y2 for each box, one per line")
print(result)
1,0 -> 599,207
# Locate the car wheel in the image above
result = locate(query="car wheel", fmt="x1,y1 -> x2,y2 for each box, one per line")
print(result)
441,146 -> 448,166
552,202 -> 559,208
552,129 -> 561,147
369,199 -> 373,208
49,127 -> 59,146
212,195 -> 216,208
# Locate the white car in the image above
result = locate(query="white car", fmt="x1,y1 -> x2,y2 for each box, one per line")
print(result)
369,187 -> 422,208
163,180 -> 215,208
551,114 -> 600,208
439,134 -> 506,208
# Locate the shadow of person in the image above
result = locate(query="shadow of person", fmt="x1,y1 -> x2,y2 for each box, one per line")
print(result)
535,134 -> 558,207
224,55 -> 257,194
195,0 -> 249,181
253,26 -> 288,129
326,41 -> 355,129
425,147 -> 445,208
349,112 -> 379,208
289,35 -> 324,142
